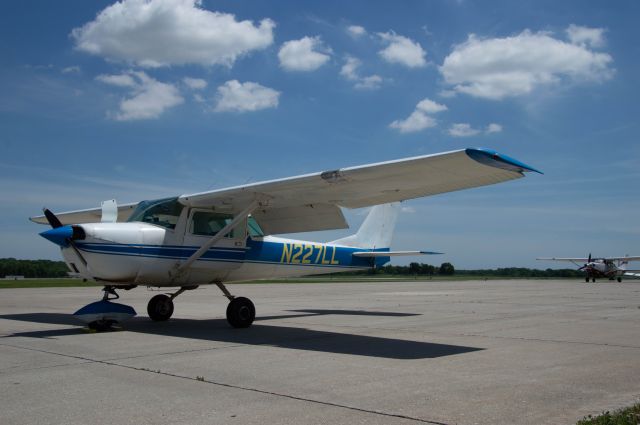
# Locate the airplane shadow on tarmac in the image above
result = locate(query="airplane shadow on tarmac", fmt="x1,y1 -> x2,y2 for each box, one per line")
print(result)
1,310 -> 484,360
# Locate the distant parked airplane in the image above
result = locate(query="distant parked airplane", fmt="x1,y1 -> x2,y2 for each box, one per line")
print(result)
537,254 -> 640,282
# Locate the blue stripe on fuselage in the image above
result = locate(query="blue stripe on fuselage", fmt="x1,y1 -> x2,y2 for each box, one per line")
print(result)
74,238 -> 391,269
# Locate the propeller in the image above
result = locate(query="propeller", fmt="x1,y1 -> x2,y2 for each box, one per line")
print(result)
43,208 -> 63,228
579,253 -> 593,271
39,208 -> 88,267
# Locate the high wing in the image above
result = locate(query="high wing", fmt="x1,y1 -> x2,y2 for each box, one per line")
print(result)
352,251 -> 443,257
31,148 -> 541,234
536,257 -> 592,262
538,256 -> 640,262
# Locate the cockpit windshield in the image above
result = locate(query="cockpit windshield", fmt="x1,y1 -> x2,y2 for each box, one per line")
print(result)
127,197 -> 184,230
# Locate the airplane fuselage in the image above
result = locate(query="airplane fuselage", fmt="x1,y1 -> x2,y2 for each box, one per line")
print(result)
58,222 -> 387,286
582,261 -> 624,279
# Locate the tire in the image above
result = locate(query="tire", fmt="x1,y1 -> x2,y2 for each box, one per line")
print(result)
226,297 -> 255,328
617,277 -> 622,283
147,294 -> 174,321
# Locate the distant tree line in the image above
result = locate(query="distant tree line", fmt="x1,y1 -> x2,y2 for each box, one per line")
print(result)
0,258 -> 69,278
332,262 -> 582,278
0,258 -> 583,279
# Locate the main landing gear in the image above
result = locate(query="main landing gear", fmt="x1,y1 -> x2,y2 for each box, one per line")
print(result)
215,282 -> 256,328
146,282 -> 256,328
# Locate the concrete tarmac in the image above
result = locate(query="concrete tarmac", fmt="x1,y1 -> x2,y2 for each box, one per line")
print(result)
1,279 -> 639,425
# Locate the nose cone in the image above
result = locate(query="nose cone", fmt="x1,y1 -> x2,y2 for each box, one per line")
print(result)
40,225 -> 73,247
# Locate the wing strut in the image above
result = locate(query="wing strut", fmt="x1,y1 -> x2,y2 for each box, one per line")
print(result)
171,200 -> 260,280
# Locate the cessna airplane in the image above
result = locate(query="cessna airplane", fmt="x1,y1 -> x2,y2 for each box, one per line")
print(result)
32,148 -> 541,329
537,254 -> 640,282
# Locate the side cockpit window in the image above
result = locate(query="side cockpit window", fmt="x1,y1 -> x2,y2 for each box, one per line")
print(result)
191,211 -> 235,237
127,197 -> 184,230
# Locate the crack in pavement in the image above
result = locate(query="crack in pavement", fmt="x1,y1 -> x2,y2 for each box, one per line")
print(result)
0,342 -> 451,425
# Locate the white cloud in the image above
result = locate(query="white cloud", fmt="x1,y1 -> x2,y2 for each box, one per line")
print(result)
566,24 -> 605,48
214,80 -> 280,112
347,25 -> 366,38
415,98 -> 448,114
448,123 -> 480,137
486,123 -> 503,133
355,75 -> 382,90
401,206 -> 416,214
61,66 -> 81,74
378,32 -> 426,68
97,71 -> 183,120
440,28 -> 614,100
278,36 -> 332,71
183,77 -> 207,90
96,73 -> 137,87
340,56 -> 360,80
71,0 -> 274,68
390,98 -> 447,133
340,56 -> 383,90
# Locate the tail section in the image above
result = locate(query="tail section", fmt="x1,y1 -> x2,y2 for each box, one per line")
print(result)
331,203 -> 399,249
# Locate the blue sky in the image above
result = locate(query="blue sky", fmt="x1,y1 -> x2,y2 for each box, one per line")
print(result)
1,0 -> 639,268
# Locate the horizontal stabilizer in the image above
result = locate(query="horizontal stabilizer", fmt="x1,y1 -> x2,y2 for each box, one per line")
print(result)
352,251 -> 443,257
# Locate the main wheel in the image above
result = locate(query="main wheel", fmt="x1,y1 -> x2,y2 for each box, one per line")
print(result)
592,277 -> 596,283
617,277 -> 622,283
585,276 -> 589,283
147,294 -> 174,321
226,297 -> 255,328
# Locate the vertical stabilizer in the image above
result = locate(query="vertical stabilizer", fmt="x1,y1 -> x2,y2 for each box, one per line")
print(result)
331,203 -> 399,249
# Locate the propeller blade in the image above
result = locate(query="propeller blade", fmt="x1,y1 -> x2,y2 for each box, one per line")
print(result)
43,208 -> 63,229
588,253 -> 591,263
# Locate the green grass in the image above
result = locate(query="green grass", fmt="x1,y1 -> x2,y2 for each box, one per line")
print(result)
577,403 -> 640,425
0,278 -> 99,288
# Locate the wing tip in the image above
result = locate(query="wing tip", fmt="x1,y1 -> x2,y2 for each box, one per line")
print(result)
466,148 -> 543,175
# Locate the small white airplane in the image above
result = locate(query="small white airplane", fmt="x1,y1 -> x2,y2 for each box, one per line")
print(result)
537,254 -> 640,282
32,148 -> 541,329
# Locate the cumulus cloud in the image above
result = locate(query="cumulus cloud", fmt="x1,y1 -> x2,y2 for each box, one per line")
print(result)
389,98 -> 447,133
378,32 -> 426,68
278,36 -> 332,71
566,24 -> 605,48
347,25 -> 366,38
61,66 -> 81,74
71,0 -> 274,68
440,28 -> 613,100
448,123 -> 502,137
183,77 -> 207,90
355,75 -> 383,90
448,123 -> 480,137
214,80 -> 280,112
96,73 -> 137,87
340,56 -> 382,90
97,71 -> 183,120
